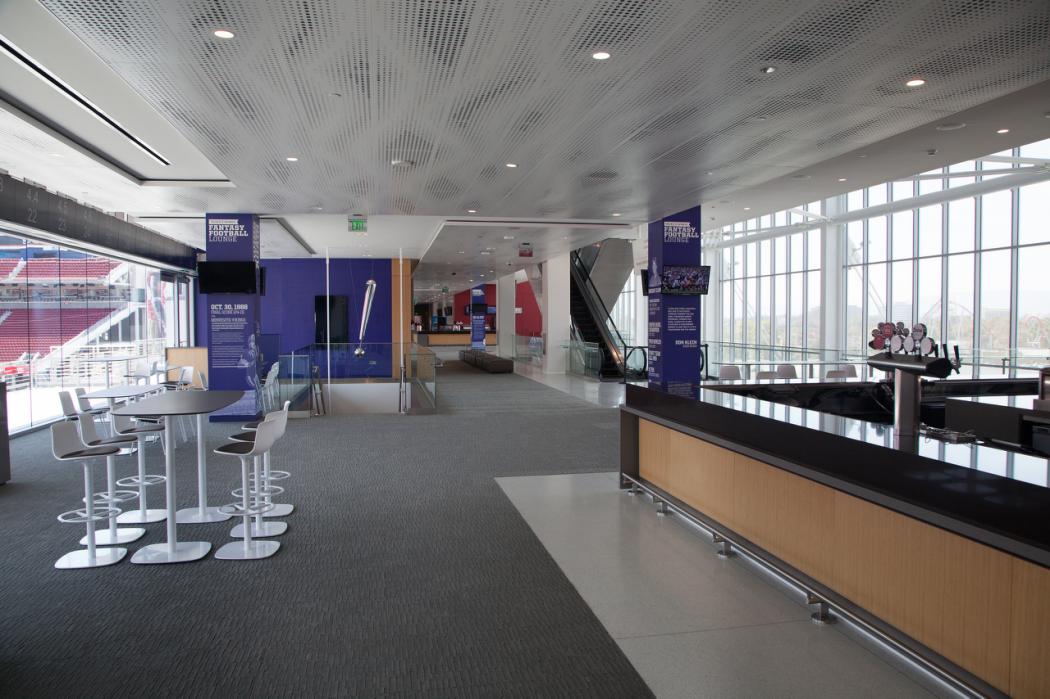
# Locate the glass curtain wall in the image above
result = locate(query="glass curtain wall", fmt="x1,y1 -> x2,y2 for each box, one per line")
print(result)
713,204 -> 823,365
843,139 -> 1050,375
0,231 -> 191,432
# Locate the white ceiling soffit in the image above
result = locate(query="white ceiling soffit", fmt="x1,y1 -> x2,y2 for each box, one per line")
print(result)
26,0 -> 1050,223
0,1 -> 228,184
413,221 -> 639,300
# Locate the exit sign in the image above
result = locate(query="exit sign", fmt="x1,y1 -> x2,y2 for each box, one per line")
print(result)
349,219 -> 367,232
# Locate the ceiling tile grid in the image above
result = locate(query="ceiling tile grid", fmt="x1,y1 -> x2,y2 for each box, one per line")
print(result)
22,0 -> 1050,227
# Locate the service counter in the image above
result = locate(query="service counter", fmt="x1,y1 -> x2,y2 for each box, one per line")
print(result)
622,382 -> 1050,697
415,331 -> 496,347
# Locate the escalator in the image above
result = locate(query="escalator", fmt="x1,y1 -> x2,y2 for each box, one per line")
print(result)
568,248 -> 646,381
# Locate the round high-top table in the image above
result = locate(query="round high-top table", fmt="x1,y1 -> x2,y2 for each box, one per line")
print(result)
112,390 -> 243,564
84,384 -> 166,524
81,355 -> 145,388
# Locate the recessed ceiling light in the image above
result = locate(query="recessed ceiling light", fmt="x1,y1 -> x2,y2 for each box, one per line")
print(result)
837,177 -> 848,182
467,209 -> 477,213
480,274 -> 485,277
213,29 -> 235,39
49,152 -> 62,157
592,51 -> 611,60
792,174 -> 811,180
285,156 -> 298,162
611,212 -> 621,217
503,235 -> 515,240
996,128 -> 1010,134
505,162 -> 518,168
935,122 -> 966,131
327,91 -> 343,98
743,207 -> 751,211
469,279 -> 475,282
312,205 -> 323,211
458,250 -> 466,254
905,78 -> 926,87
760,66 -> 776,74
391,159 -> 414,167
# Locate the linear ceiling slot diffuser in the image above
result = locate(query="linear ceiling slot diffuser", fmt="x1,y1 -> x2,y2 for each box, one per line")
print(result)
0,33 -> 171,166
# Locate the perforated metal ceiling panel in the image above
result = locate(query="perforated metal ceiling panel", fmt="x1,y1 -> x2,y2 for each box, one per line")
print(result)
29,0 -> 1050,225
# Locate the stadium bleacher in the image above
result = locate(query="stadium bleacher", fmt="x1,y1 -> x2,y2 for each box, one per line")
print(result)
0,308 -> 111,362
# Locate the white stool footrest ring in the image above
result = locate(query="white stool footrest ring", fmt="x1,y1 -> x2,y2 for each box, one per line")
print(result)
232,484 -> 284,498
219,501 -> 276,517
251,470 -> 290,482
58,506 -> 121,524
116,475 -> 166,487
87,489 -> 139,504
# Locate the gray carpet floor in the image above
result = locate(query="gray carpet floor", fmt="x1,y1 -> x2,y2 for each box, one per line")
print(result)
0,362 -> 653,698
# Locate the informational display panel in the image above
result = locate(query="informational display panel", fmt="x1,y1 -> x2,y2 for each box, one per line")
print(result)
470,286 -> 487,349
205,213 -> 261,420
647,205 -> 702,392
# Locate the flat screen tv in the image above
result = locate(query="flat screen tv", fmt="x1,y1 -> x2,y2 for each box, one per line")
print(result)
198,261 -> 257,294
660,265 -> 711,295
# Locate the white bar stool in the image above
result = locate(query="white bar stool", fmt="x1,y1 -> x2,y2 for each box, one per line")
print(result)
111,414 -> 167,524
213,419 -> 281,560
242,400 -> 293,519
51,422 -> 126,569
76,411 -> 145,545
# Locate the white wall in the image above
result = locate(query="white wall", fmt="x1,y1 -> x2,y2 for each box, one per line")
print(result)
542,253 -> 570,373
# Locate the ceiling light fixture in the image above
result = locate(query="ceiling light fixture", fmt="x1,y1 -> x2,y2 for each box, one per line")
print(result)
592,51 -> 611,60
838,177 -> 848,182
760,66 -> 776,74
611,212 -> 621,217
935,122 -> 966,131
467,209 -> 477,213
391,159 -> 414,167
503,235 -> 515,240
505,162 -> 518,168
285,156 -> 298,162
996,128 -> 1010,134
49,152 -> 61,157
213,29 -> 235,39
743,207 -> 751,211
905,78 -> 926,87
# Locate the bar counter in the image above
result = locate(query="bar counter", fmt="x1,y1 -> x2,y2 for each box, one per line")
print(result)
622,382 -> 1050,698
415,331 -> 496,347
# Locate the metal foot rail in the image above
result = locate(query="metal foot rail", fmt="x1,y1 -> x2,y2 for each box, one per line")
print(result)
620,473 -> 1001,699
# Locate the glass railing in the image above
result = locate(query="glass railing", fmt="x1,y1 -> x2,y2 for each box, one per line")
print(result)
512,333 -> 544,365
567,339 -> 603,378
405,344 -> 437,411
277,350 -> 314,411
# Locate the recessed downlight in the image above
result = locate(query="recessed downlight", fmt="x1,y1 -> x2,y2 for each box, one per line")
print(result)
505,162 -> 518,168
592,51 -> 611,60
997,128 -> 1010,134
285,156 -> 298,162
467,209 -> 477,213
391,159 -> 414,167
743,207 -> 751,211
838,177 -> 848,182
905,78 -> 926,87
49,152 -> 62,157
760,66 -> 776,74
611,212 -> 621,217
503,235 -> 515,240
213,29 -> 235,39
935,122 -> 966,131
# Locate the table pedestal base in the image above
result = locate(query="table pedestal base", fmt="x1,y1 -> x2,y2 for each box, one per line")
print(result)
175,506 -> 232,524
131,541 -> 211,564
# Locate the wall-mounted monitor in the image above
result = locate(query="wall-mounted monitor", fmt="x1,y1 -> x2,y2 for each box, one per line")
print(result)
660,265 -> 711,295
198,261 -> 257,294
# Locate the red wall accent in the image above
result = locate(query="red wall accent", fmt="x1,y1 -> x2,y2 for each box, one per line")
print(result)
453,284 -> 497,327
515,281 -> 542,336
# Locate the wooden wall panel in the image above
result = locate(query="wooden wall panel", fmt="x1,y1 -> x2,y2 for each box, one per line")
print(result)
635,418 -> 1048,696
1011,558 -> 1050,697
165,347 -> 207,388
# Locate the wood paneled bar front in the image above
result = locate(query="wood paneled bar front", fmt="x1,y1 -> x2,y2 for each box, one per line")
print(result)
621,384 -> 1050,698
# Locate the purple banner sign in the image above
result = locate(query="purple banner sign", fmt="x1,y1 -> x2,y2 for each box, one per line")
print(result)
470,286 -> 486,350
647,205 -> 702,391
205,213 -> 261,421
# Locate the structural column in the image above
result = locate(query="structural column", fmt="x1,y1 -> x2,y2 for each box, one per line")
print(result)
497,272 -> 515,359
541,253 -> 570,373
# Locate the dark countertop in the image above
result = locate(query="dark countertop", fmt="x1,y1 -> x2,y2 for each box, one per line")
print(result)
112,390 -> 244,416
625,382 -> 1050,567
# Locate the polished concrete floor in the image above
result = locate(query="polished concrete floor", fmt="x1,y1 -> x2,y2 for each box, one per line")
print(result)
514,363 -> 628,408
499,471 -> 962,699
